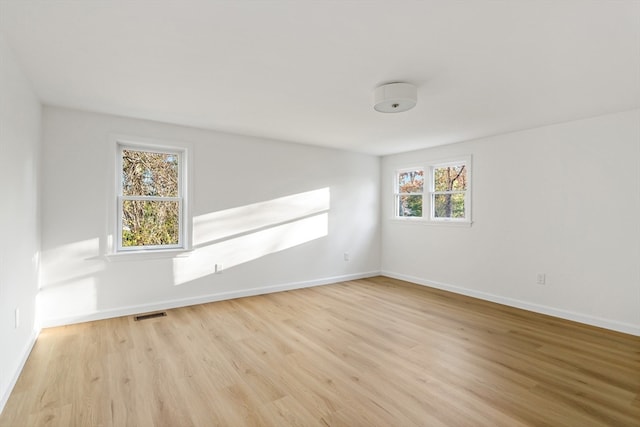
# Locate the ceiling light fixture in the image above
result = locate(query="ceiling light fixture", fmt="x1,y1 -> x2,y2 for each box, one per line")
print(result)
373,82 -> 417,113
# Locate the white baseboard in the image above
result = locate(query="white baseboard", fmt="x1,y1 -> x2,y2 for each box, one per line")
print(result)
41,271 -> 381,328
0,328 -> 40,415
381,270 -> 640,337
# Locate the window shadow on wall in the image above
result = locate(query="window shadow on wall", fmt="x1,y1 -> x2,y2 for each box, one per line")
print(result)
172,187 -> 330,286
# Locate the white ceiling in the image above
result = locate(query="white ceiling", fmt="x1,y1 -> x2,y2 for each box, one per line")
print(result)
1,1 -> 639,156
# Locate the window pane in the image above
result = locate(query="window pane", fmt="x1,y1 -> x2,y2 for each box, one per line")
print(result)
122,200 -> 179,247
397,170 -> 424,193
122,149 -> 179,197
433,193 -> 465,219
434,165 -> 466,192
397,195 -> 422,217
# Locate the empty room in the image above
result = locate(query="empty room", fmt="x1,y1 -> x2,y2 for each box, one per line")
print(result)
1,1 -> 639,426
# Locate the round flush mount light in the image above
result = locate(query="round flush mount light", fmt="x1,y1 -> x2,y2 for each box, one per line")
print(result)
373,82 -> 417,113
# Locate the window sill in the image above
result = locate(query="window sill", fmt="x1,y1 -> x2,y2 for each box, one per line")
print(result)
104,248 -> 194,262
389,218 -> 473,228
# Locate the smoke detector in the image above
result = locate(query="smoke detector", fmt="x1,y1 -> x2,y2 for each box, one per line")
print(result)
373,82 -> 417,113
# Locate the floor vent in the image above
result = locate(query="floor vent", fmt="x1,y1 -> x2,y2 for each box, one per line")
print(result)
134,311 -> 167,321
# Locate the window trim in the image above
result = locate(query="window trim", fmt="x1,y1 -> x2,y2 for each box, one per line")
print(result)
392,156 -> 472,226
428,158 -> 471,223
108,135 -> 193,257
393,166 -> 425,219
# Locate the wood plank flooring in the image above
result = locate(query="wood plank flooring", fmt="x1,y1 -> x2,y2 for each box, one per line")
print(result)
1,276 -> 639,426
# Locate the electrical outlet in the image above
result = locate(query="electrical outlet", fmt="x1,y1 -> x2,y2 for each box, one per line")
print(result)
215,263 -> 223,273
536,273 -> 546,285
15,308 -> 20,329
343,252 -> 350,261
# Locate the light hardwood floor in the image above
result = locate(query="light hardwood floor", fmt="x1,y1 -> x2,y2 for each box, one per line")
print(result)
1,276 -> 639,426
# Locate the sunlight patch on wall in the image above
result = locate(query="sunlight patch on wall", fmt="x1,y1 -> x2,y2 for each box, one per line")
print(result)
37,277 -> 98,323
173,188 -> 330,286
38,237 -> 104,322
40,238 -> 103,286
192,188 -> 330,246
173,213 -> 328,285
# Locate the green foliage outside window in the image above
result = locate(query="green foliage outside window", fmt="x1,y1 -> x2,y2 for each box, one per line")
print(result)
397,170 -> 424,217
121,149 -> 180,247
433,165 -> 466,219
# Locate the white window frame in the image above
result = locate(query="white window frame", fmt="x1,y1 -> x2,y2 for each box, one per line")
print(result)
393,156 -> 472,225
394,167 -> 425,219
429,159 -> 471,223
109,135 -> 192,257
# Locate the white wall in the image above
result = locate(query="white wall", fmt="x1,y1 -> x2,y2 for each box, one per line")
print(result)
0,35 -> 41,411
35,107 -> 640,335
381,109 -> 640,335
39,107 -> 380,326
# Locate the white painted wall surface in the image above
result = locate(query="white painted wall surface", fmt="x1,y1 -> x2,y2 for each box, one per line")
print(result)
0,35 -> 42,411
381,109 -> 640,335
39,107 -> 380,326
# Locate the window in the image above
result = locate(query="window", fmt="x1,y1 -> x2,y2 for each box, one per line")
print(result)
394,168 -> 424,218
430,162 -> 468,220
115,140 -> 190,252
394,157 -> 471,224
